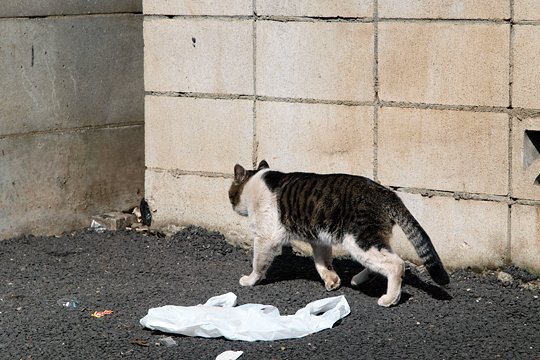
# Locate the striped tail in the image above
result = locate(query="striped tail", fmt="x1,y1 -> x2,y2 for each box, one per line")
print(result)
390,199 -> 450,286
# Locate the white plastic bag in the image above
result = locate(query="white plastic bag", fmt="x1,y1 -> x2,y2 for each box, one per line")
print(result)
140,292 -> 350,342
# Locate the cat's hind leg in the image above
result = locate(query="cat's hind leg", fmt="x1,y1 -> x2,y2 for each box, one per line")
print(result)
342,235 -> 405,307
311,243 -> 341,291
240,234 -> 282,287
351,268 -> 374,286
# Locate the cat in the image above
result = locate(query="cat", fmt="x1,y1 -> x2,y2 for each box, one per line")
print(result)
228,160 -> 450,307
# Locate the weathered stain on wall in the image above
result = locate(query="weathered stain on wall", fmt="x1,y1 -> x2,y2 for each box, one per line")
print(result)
143,1 -> 540,273
0,1 -> 144,239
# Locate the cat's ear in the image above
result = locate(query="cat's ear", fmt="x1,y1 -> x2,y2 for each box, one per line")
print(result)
234,164 -> 246,182
257,160 -> 269,170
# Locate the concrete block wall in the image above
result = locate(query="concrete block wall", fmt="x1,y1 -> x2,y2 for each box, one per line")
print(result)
144,1 -> 540,273
0,1 -> 144,239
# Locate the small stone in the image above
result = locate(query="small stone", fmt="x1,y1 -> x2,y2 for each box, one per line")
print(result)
520,280 -> 540,291
135,225 -> 149,232
158,337 -> 177,347
130,339 -> 149,347
162,224 -> 184,237
497,271 -> 513,285
130,222 -> 142,229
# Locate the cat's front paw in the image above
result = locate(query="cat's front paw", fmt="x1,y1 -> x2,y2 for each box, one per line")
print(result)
239,274 -> 258,287
324,274 -> 341,291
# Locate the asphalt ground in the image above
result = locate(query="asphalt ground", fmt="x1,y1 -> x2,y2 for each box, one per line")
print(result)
1,226 -> 539,359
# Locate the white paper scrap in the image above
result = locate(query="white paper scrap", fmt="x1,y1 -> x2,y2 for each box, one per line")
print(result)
215,350 -> 243,360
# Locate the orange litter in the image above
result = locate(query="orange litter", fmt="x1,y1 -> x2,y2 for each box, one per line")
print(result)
91,310 -> 113,318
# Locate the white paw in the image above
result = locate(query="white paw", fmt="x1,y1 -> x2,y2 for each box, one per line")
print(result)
377,293 -> 401,307
324,274 -> 341,291
239,275 -> 256,287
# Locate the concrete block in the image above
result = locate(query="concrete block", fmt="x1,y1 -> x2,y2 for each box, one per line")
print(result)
256,101 -> 374,176
378,22 -> 509,107
145,170 -> 251,246
0,0 -> 141,17
256,21 -> 374,101
144,18 -> 253,94
513,25 -> 540,109
257,0 -> 373,17
0,126 -> 144,239
511,117 -> 540,200
511,204 -> 540,273
390,193 -> 508,269
92,212 -> 137,230
143,0 -> 252,15
379,0 -> 509,19
378,107 -> 509,195
0,15 -> 143,135
514,0 -> 540,21
145,96 -> 253,173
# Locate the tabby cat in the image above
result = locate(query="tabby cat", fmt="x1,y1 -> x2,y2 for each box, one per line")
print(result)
228,161 -> 449,307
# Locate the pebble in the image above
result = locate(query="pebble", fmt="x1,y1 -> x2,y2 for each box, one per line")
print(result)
158,337 -> 177,347
497,271 -> 513,285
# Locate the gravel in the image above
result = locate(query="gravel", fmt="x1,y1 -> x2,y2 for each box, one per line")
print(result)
1,226 -> 539,359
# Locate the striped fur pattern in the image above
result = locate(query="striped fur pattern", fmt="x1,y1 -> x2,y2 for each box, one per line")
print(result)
229,161 -> 449,307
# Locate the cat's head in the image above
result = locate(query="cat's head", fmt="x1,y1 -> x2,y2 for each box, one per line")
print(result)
228,160 -> 270,216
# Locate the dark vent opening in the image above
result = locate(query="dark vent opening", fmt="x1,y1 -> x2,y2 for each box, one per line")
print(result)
524,130 -> 540,168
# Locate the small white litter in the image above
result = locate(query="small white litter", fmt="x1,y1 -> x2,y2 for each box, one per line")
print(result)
89,219 -> 106,233
140,292 -> 350,342
215,350 -> 243,360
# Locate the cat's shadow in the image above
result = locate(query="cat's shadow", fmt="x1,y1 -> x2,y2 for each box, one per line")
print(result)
261,246 -> 452,304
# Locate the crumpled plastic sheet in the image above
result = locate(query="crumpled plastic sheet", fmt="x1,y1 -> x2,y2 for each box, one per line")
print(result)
140,292 -> 350,342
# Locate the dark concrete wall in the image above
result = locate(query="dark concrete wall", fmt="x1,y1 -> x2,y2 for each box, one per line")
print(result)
0,1 -> 144,238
